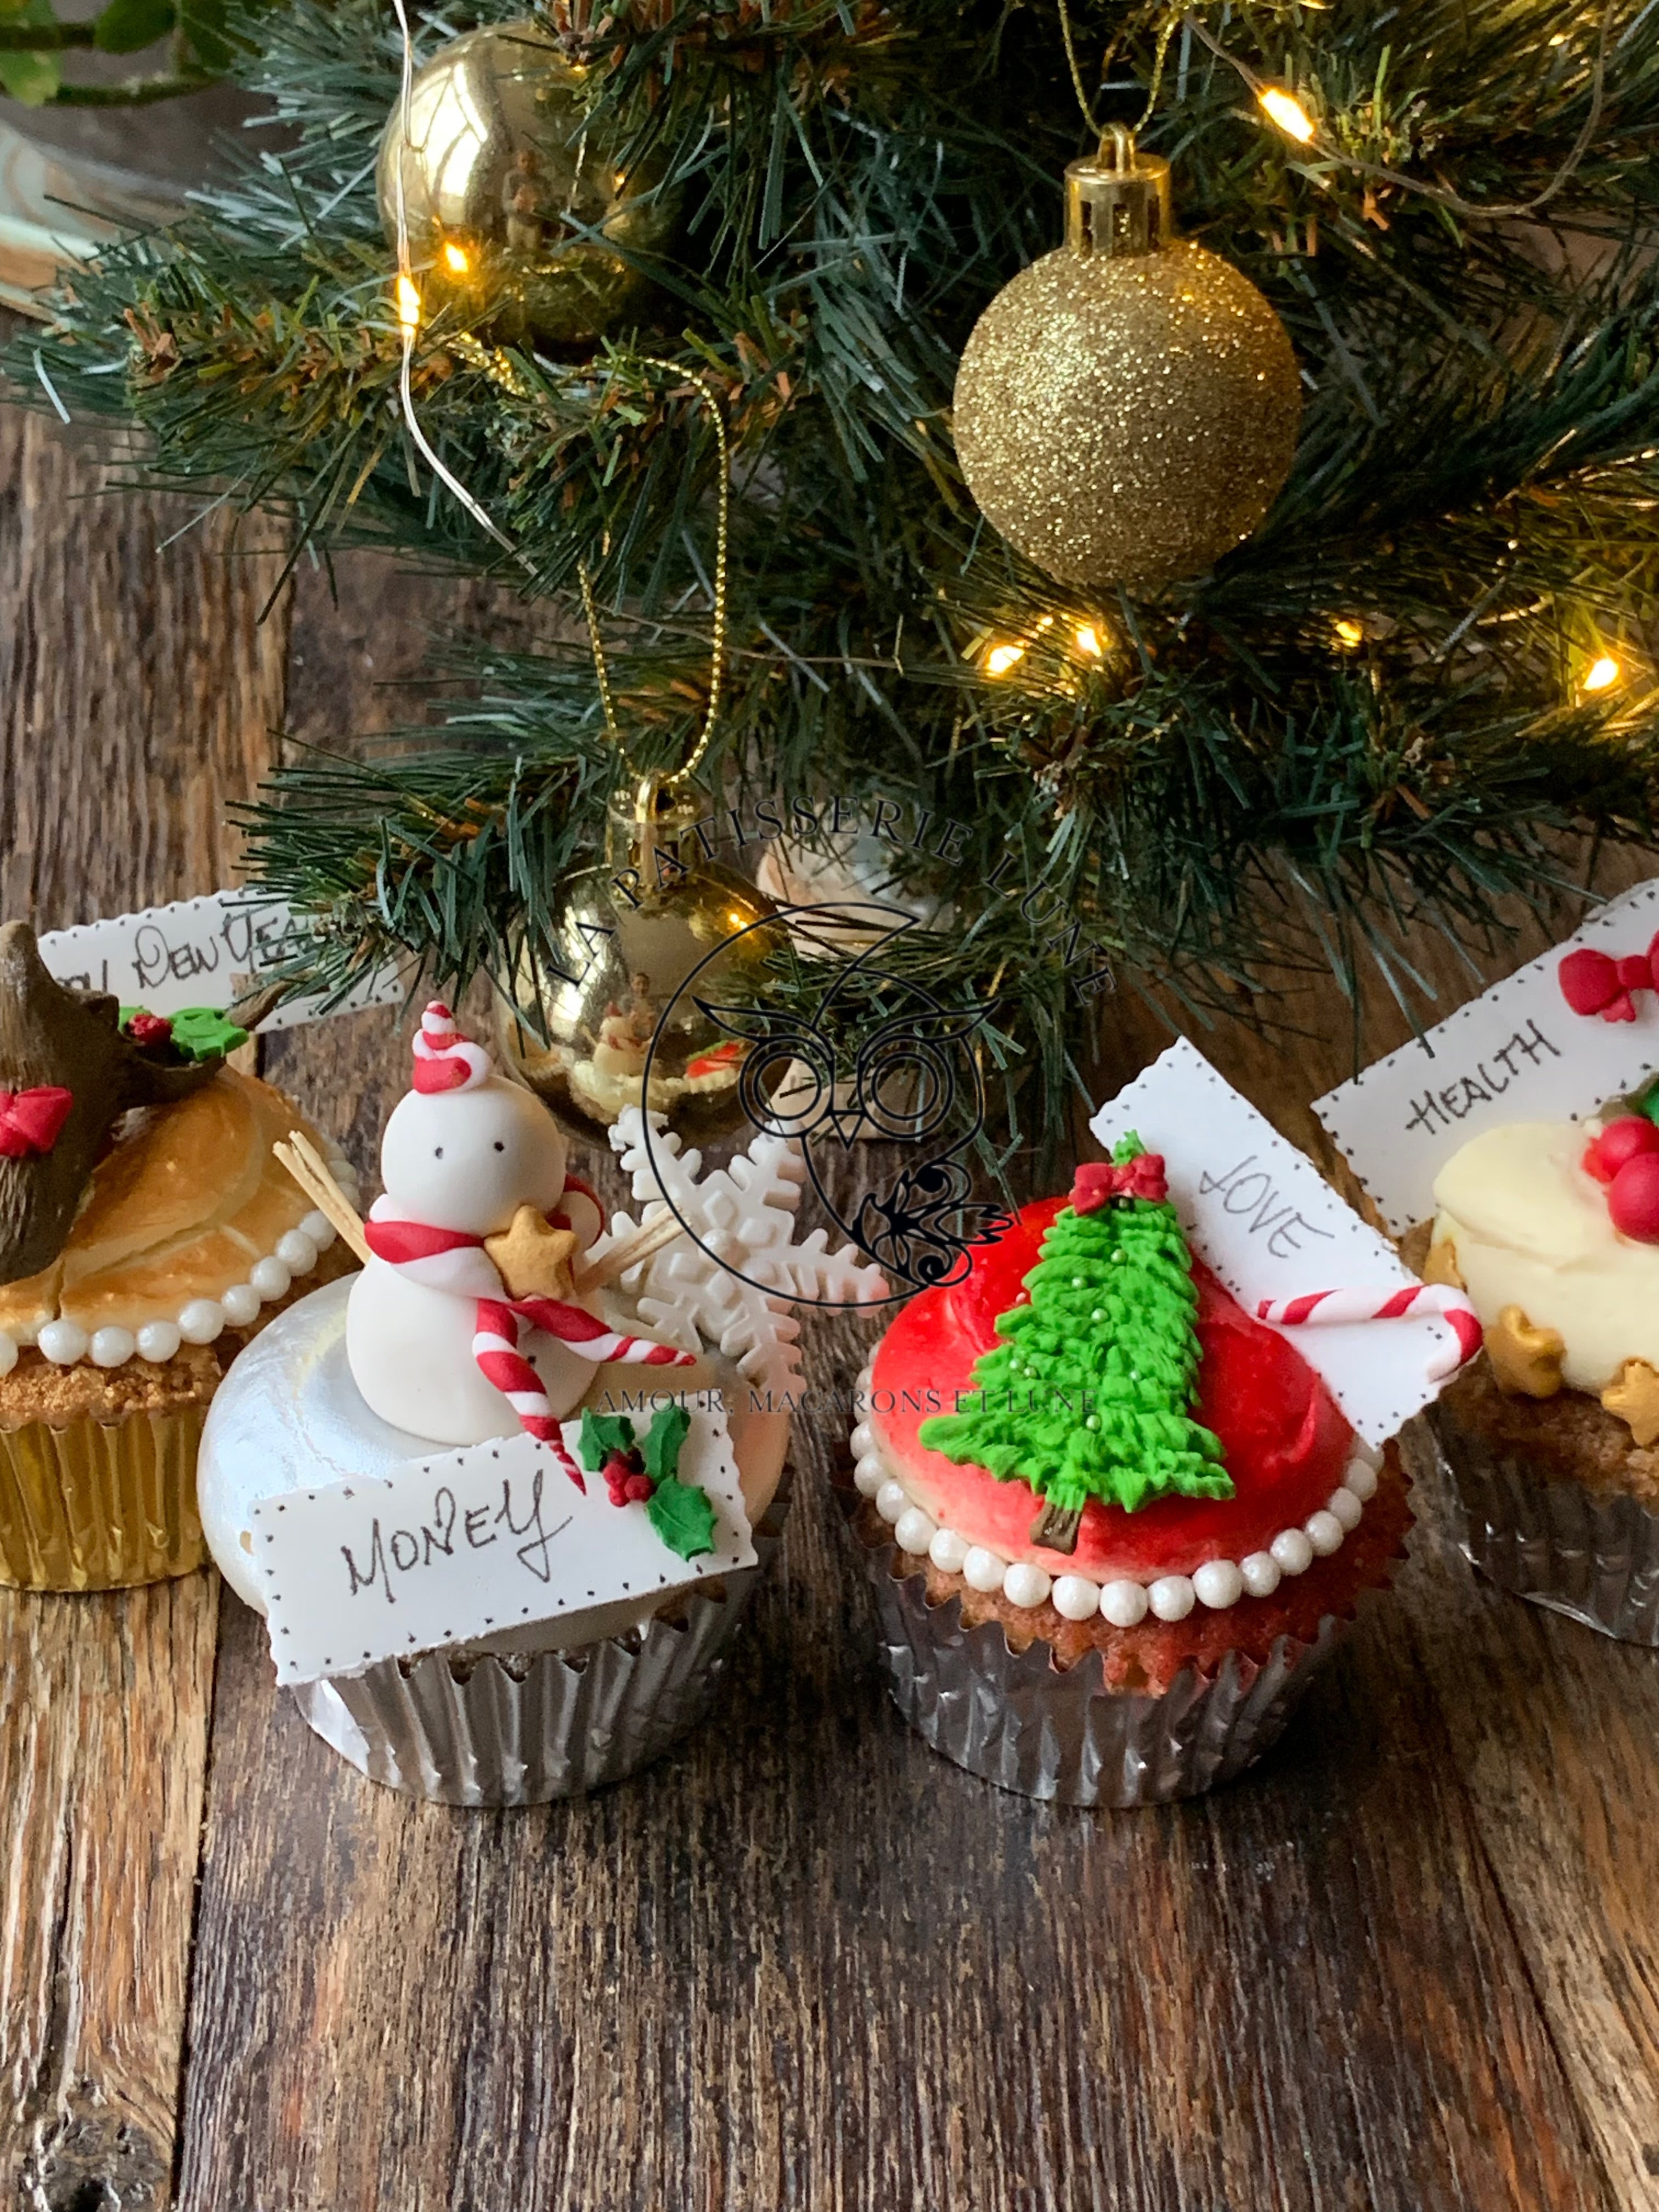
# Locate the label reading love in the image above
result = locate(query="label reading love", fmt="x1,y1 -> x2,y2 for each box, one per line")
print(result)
252,1405 -> 754,1686
1313,876 -> 1659,1234
38,891 -> 403,1031
1090,1037 -> 1451,1447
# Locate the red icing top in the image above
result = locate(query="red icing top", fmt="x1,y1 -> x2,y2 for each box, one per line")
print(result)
868,1197 -> 1355,1581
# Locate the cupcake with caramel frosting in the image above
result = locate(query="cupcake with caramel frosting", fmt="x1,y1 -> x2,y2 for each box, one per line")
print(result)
0,921 -> 356,1589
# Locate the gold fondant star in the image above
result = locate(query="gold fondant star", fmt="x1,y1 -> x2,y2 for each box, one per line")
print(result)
1422,1237 -> 1465,1291
483,1206 -> 579,1301
1601,1359 -> 1659,1448
1486,1304 -> 1566,1399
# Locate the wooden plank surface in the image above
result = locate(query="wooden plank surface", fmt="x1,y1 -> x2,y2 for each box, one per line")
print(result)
0,392 -> 289,2211
2,381 -> 1656,2212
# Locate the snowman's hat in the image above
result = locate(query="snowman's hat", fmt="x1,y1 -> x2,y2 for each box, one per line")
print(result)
410,1002 -> 493,1094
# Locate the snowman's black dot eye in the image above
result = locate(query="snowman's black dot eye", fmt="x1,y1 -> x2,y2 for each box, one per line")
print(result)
433,1146 -> 444,1159
493,1141 -> 505,1152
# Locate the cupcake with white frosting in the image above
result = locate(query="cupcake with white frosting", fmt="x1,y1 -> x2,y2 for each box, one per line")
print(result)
199,1007 -> 881,1804
1424,1102 -> 1659,1640
842,1148 -> 1413,1807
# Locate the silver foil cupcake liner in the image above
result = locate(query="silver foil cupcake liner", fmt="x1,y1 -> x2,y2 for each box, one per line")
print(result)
839,1493 -> 1346,1807
291,1476 -> 791,1807
1428,1409 -> 1659,1645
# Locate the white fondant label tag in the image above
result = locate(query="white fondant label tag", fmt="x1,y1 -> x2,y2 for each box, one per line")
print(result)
1090,1038 -> 1446,1446
38,892 -> 403,1030
1312,877 -> 1659,1234
252,1403 -> 754,1686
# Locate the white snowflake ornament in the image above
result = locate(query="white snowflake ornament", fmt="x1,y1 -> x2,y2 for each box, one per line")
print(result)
592,1110 -> 887,1392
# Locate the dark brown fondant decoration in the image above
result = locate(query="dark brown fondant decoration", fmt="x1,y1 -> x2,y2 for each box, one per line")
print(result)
0,921 -> 222,1287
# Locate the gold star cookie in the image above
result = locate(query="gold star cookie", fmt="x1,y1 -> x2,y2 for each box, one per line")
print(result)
1486,1304 -> 1565,1398
483,1206 -> 579,1301
1421,1237 -> 1465,1291
1602,1359 -> 1659,1448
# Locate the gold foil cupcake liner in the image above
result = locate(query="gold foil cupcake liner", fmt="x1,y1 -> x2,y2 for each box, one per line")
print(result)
0,1406 -> 209,1590
1428,1407 -> 1659,1645
289,1473 -> 792,1807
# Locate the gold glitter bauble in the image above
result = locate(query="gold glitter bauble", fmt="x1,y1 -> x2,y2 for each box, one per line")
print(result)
499,780 -> 776,1142
953,138 -> 1301,592
376,21 -> 680,347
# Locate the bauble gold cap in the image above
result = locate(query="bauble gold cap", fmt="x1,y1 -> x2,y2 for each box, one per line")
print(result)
1064,127 -> 1172,261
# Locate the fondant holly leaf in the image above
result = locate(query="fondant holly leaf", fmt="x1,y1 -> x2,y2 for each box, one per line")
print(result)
169,1006 -> 249,1062
647,1475 -> 716,1561
642,1402 -> 691,1483
579,1408 -> 635,1471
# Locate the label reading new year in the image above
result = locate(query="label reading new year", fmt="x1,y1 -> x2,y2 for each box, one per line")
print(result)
38,891 -> 403,1030
1090,1038 -> 1448,1447
1312,876 -> 1659,1234
252,1404 -> 754,1686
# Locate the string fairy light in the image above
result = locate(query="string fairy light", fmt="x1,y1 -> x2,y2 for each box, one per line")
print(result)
1583,654 -> 1621,695
383,0 -> 730,792
1256,86 -> 1315,143
1055,0 -> 1615,228
1178,2 -> 1616,224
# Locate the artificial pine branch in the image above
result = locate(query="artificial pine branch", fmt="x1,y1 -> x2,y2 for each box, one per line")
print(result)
8,0 -> 1659,1150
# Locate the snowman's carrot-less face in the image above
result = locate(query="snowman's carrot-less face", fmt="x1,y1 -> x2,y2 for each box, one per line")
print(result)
380,1076 -> 569,1237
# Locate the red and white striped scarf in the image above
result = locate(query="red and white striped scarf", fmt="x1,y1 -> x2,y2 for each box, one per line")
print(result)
363,1184 -> 694,1491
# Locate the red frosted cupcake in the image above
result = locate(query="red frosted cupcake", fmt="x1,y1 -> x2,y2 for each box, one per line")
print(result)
842,1145 -> 1411,1805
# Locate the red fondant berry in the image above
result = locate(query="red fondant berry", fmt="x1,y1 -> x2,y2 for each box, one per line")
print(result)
1608,1153 -> 1659,1242
1583,1115 -> 1659,1184
126,1011 -> 174,1047
624,1472 -> 654,1504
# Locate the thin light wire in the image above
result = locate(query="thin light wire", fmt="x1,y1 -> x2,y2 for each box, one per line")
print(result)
384,2 -> 729,792
1057,0 -> 1616,224
388,0 -> 524,563
1180,2 -> 1617,224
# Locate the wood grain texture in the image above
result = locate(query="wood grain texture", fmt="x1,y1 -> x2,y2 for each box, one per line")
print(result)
4,379 -> 1656,2212
1398,1455 -> 1659,2210
0,394 -> 289,2209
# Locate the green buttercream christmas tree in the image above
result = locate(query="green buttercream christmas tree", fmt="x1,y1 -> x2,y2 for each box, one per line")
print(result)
918,1135 -> 1231,1541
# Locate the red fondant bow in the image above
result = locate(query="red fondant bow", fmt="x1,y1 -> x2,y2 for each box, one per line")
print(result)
0,1086 -> 74,1160
1071,1154 -> 1168,1213
1559,932 -> 1659,1024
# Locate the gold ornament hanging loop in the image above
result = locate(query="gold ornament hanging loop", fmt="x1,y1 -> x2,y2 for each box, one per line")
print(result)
577,357 -> 730,797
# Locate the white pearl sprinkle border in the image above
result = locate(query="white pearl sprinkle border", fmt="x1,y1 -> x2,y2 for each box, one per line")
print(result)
848,1362 -> 1385,1624
0,1147 -> 361,1379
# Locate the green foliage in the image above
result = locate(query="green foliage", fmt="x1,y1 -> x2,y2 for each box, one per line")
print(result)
578,1406 -> 635,1468
918,1134 -> 1231,1514
93,0 -> 176,54
10,0 -> 1659,1144
641,1402 -> 692,1483
0,0 -> 59,101
646,1472 -> 716,1559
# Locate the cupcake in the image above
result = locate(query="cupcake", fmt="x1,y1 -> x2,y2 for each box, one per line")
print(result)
0,920 -> 358,1589
198,1002 -> 881,1805
1421,1099 -> 1659,1641
842,1142 -> 1414,1807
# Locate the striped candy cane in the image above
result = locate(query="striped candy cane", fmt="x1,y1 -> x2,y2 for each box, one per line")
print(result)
472,1299 -> 696,1492
1255,1284 -> 1482,1379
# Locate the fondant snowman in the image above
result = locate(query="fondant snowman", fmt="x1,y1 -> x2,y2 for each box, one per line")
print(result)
347,1005 -> 687,1455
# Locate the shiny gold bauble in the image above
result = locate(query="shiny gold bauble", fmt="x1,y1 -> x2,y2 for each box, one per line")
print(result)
376,20 -> 680,347
499,780 -> 777,1142
953,137 -> 1301,592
